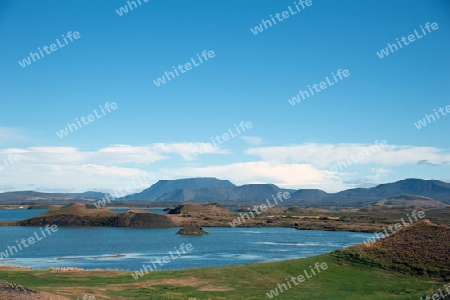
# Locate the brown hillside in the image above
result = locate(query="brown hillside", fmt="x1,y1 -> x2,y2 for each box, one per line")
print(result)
376,194 -> 447,209
124,210 -> 181,228
18,203 -> 181,228
167,203 -> 231,215
335,220 -> 450,279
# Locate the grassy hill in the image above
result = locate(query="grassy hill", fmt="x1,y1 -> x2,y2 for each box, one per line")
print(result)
335,220 -> 450,279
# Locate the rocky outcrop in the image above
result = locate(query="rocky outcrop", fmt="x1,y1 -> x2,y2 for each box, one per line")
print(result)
0,280 -> 68,300
176,224 -> 210,235
167,203 -> 231,215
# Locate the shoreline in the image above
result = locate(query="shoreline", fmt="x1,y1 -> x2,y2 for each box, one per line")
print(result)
1,204 -> 448,235
0,222 -> 381,233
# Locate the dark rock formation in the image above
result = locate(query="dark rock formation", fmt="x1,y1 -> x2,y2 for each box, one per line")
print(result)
0,280 -> 68,299
0,280 -> 37,294
176,224 -> 210,235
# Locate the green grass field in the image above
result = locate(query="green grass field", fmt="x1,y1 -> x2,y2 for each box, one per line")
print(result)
0,253 -> 445,299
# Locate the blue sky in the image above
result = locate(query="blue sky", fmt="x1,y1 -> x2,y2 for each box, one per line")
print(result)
0,0 -> 449,194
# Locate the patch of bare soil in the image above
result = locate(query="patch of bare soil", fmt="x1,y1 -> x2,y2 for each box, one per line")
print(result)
0,280 -> 69,300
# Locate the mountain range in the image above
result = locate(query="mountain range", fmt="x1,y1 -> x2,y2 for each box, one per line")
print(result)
0,178 -> 449,207
121,178 -> 450,206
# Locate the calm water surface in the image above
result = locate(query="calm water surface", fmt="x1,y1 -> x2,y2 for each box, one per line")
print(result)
0,209 -> 48,221
0,210 -> 372,271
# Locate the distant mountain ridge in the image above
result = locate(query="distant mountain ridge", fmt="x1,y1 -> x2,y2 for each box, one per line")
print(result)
144,178 -> 450,206
0,191 -> 98,205
0,178 -> 449,207
328,179 -> 450,206
68,191 -> 110,199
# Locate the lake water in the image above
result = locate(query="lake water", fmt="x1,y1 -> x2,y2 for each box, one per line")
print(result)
0,210 -> 372,271
0,209 -> 49,221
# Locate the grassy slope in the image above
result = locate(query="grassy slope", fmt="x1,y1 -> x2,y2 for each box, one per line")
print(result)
336,220 -> 450,279
0,254 -> 444,300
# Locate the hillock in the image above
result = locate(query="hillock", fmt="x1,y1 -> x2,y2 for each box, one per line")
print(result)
167,203 -> 231,215
334,220 -> 450,279
17,203 -> 181,228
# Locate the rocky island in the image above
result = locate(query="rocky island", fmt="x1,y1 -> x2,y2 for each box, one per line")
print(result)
176,224 -> 211,235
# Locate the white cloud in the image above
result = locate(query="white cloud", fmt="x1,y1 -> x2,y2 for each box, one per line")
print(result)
239,136 -> 262,145
97,145 -> 167,164
0,143 -> 230,192
6,146 -> 165,165
245,142 -> 450,167
367,168 -> 392,181
151,142 -> 230,161
0,127 -> 32,144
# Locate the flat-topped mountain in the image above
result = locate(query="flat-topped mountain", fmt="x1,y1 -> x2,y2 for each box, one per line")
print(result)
154,187 -> 238,202
156,184 -> 283,203
122,177 -> 236,200
17,203 -> 181,228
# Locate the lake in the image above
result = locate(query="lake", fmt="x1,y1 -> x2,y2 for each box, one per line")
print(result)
0,210 -> 372,271
0,209 -> 49,221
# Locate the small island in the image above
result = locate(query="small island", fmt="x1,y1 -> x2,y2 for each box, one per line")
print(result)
176,224 -> 211,235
